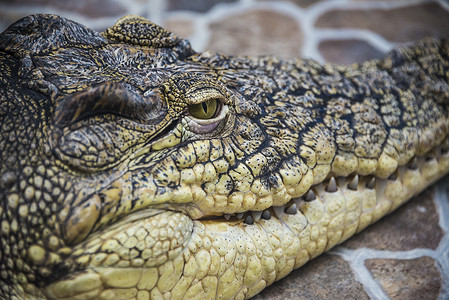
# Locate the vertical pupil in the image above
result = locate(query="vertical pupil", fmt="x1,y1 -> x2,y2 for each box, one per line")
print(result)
202,102 -> 208,114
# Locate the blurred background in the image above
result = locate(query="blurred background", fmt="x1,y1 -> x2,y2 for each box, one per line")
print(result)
1,0 -> 449,299
1,0 -> 449,64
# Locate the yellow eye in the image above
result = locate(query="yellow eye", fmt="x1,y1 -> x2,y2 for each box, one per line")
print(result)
189,99 -> 218,119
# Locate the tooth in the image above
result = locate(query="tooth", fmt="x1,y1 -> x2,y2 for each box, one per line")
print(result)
261,210 -> 271,220
285,203 -> 297,215
244,215 -> 254,225
347,175 -> 359,191
326,177 -> 337,193
236,213 -> 244,219
224,214 -> 231,220
273,206 -> 285,219
304,190 -> 316,202
251,211 -> 262,222
366,177 -> 376,189
408,157 -> 418,170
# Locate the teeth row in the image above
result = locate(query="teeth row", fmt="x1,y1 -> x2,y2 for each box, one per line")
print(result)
224,173 -> 389,225
222,175 -> 360,225
223,200 -> 302,225
221,146 -> 449,225
223,209 -> 272,224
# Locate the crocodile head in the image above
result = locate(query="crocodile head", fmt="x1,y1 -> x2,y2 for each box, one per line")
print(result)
1,14 -> 449,299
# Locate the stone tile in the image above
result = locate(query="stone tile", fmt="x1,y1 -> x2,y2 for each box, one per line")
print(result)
342,187 -> 444,251
167,0 -> 237,13
319,39 -> 385,64
163,17 -> 195,39
366,257 -> 442,300
0,0 -> 127,18
315,2 -> 449,42
252,254 -> 369,300
207,10 -> 303,58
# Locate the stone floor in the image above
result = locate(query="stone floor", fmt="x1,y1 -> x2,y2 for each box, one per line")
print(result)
1,0 -> 449,299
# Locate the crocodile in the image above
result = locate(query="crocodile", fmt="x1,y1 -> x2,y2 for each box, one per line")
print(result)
0,14 -> 448,299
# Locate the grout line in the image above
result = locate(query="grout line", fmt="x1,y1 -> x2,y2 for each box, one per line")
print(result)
333,246 -> 441,261
312,29 -> 396,52
434,178 -> 449,299
437,0 -> 449,11
435,176 -> 449,232
239,0 -> 255,4
334,247 -> 390,300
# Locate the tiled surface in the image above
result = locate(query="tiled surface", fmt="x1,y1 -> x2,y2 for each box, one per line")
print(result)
1,0 -> 448,299
206,9 -> 304,58
315,2 -> 449,43
365,257 -> 442,300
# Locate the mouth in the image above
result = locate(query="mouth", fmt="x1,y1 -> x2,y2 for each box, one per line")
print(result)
194,173 -> 383,249
193,139 -> 449,228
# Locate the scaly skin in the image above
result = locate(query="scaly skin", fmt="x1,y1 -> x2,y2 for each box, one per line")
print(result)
0,14 -> 449,299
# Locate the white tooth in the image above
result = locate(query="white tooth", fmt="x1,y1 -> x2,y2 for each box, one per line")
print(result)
236,213 -> 244,219
348,175 -> 359,191
244,215 -> 254,225
285,203 -> 297,215
389,172 -> 397,181
326,177 -> 338,193
261,210 -> 272,220
366,177 -> 376,189
304,190 -> 316,201
251,211 -> 262,222
273,206 -> 285,219
224,214 -> 231,220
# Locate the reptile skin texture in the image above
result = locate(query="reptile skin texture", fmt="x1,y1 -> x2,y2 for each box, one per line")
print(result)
0,14 -> 449,299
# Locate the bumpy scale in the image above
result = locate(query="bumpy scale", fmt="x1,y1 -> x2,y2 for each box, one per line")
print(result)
1,14 -> 449,300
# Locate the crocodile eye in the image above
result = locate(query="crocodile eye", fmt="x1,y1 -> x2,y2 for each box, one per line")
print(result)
189,99 -> 218,119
